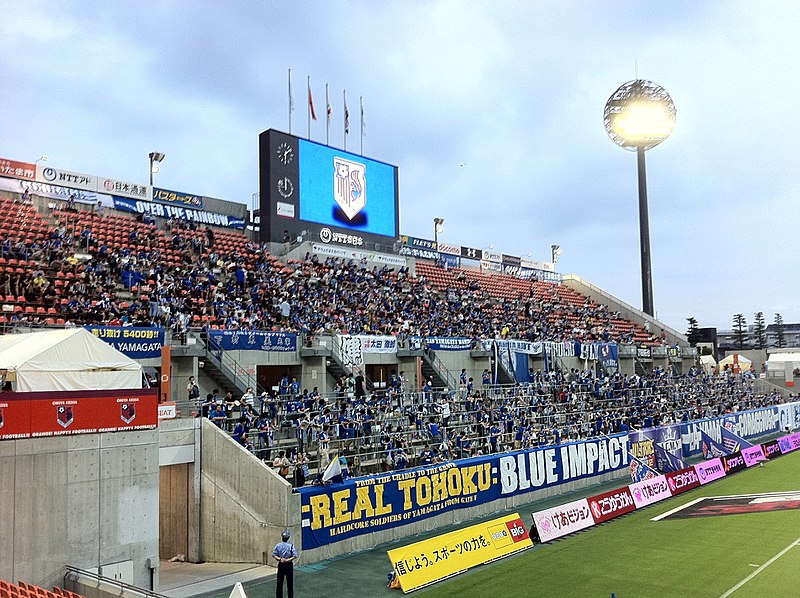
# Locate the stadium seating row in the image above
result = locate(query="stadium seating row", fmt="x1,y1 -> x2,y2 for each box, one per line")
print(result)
0,580 -> 84,598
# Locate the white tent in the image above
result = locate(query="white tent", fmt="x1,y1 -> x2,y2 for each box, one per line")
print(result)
0,328 -> 142,391
718,353 -> 752,372
699,354 -> 717,374
766,352 -> 800,372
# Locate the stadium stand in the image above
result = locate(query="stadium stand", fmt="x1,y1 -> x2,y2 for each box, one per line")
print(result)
0,194 -> 791,483
0,580 -> 85,598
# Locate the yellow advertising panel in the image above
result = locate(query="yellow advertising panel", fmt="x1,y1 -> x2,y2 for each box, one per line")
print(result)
387,512 -> 533,592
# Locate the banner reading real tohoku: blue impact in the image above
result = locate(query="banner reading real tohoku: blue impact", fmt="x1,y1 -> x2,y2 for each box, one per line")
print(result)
298,434 -> 629,549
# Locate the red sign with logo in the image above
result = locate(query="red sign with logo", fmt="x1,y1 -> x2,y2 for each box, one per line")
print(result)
0,158 -> 36,181
505,516 -> 530,542
587,486 -> 636,524
665,466 -> 701,495
0,389 -> 158,440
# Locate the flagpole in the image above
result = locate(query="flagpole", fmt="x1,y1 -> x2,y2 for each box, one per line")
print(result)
289,69 -> 293,135
325,83 -> 330,146
307,75 -> 311,140
343,89 -> 348,151
360,96 -> 364,156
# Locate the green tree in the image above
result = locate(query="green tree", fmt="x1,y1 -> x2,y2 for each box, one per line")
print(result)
753,312 -> 766,350
685,317 -> 700,346
733,313 -> 748,349
774,313 -> 786,348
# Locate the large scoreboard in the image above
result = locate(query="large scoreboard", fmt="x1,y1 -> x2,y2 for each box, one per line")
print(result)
258,129 -> 399,248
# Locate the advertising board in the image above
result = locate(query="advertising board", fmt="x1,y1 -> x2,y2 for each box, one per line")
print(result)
387,513 -> 532,592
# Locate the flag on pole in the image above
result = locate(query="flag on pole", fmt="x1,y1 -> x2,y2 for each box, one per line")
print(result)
721,424 -> 753,453
308,78 -> 317,120
326,84 -> 332,125
288,69 -> 295,112
700,430 -> 728,459
321,453 -> 343,483
344,94 -> 350,135
629,456 -> 659,483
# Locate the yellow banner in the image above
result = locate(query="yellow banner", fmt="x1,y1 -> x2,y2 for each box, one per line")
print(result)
387,512 -> 533,593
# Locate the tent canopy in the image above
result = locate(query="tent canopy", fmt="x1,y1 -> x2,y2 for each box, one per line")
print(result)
0,328 -> 142,391
718,353 -> 752,371
766,352 -> 800,371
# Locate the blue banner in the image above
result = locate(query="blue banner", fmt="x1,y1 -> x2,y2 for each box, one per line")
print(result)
298,434 -> 629,549
112,196 -> 245,229
84,326 -> 164,358
208,330 -> 297,352
409,337 -> 472,351
681,406 -> 780,457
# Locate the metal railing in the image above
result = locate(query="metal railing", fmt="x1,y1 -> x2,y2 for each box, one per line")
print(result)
65,566 -> 167,598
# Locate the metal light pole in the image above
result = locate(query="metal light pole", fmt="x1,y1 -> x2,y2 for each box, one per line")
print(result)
149,151 -> 166,187
604,79 -> 676,316
433,217 -> 444,246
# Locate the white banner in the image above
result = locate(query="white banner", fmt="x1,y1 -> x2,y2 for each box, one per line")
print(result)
531,498 -> 594,543
37,165 -> 97,193
520,258 -> 554,272
98,177 -> 149,200
437,242 -> 461,256
311,244 -> 407,267
482,249 -> 502,263
628,475 -> 670,508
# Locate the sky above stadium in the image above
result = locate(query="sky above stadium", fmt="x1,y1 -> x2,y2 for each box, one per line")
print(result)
2,1 -> 798,334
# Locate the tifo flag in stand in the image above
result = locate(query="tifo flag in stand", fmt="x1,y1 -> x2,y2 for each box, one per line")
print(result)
322,453 -> 343,483
308,81 -> 317,120
654,443 -> 689,473
721,425 -> 753,453
344,99 -> 350,134
700,430 -> 729,459
629,456 -> 659,483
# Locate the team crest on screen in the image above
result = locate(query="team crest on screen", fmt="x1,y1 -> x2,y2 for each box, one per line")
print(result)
333,157 -> 366,220
57,405 -> 74,428
121,403 -> 136,424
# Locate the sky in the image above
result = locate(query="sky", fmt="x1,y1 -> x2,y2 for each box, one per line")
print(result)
1,1 -> 798,334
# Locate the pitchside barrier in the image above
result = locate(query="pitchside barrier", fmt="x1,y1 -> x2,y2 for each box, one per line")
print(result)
531,429 -> 800,543
386,512 -> 533,593
297,403 -> 800,551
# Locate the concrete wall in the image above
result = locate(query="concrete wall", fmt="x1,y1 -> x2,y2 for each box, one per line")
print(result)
0,430 -> 160,590
199,418 -> 296,564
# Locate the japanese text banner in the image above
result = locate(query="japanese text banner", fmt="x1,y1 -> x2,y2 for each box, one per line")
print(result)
387,512 -> 532,593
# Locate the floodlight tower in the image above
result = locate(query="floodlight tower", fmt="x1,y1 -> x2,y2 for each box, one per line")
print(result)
604,79 -> 676,317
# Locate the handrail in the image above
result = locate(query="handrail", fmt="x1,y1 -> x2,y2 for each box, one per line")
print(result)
423,349 -> 459,390
65,565 -> 168,598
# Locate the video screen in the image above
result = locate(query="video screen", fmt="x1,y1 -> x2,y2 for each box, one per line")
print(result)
298,139 -> 398,238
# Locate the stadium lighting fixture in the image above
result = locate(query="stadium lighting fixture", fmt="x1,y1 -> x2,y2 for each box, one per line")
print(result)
149,151 -> 166,186
551,244 -> 562,265
433,217 -> 444,246
604,79 -> 676,317
34,155 -> 48,166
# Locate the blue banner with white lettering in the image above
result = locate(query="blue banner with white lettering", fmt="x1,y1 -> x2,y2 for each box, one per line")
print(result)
297,434 -> 630,549
84,326 -> 164,358
112,196 -> 246,229
409,337 -> 473,351
208,330 -> 297,352
680,406 -> 780,457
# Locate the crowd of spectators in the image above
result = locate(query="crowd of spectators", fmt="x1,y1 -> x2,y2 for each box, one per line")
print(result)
0,199 -> 661,346
205,365 -> 793,486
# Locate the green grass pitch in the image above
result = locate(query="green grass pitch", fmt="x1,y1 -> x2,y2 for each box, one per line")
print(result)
420,450 -> 800,597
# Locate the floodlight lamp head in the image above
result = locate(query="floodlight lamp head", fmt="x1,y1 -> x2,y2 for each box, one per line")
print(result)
604,79 -> 676,151
149,151 -> 166,163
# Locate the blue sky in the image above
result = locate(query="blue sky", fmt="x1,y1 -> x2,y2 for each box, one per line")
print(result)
1,1 -> 798,333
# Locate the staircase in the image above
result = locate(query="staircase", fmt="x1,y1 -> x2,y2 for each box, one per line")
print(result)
421,349 -> 459,390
